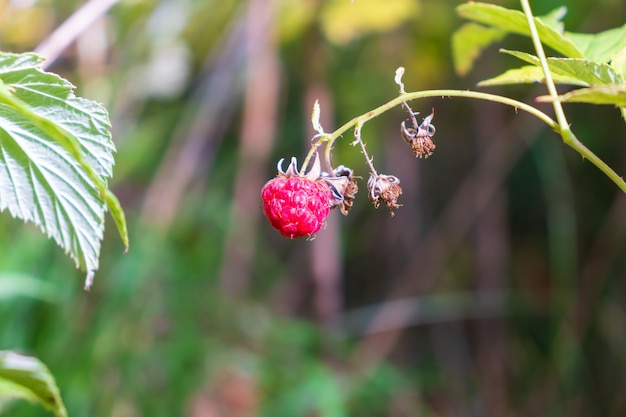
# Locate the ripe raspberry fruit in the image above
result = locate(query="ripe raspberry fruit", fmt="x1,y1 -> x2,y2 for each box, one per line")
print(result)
261,155 -> 331,239
262,176 -> 331,238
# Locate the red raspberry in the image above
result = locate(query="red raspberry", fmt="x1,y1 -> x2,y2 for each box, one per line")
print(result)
261,176 -> 331,239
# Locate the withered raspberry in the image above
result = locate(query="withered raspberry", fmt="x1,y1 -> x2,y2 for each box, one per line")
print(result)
368,173 -> 402,216
261,155 -> 331,239
401,109 -> 436,158
322,165 -> 359,216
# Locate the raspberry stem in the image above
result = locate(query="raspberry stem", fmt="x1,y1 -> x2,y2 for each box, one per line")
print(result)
303,88 -> 556,172
353,122 -> 377,177
303,85 -> 626,194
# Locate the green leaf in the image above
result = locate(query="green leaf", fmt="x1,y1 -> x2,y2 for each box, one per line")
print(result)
537,6 -> 568,32
0,351 -> 67,417
0,54 -> 114,178
536,85 -> 626,106
0,52 -> 129,288
611,47 -> 626,81
452,23 -> 506,76
456,3 -> 584,59
478,65 -> 588,87
566,23 -> 626,63
499,49 -> 623,85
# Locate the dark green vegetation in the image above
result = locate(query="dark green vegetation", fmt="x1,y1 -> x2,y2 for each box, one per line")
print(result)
1,0 -> 626,415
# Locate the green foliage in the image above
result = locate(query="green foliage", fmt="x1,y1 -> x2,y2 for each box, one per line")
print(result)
453,2 -> 626,118
0,52 -> 128,288
537,84 -> 626,106
0,351 -> 67,417
454,4 -> 584,60
1,0 -> 626,416
0,51 -> 129,415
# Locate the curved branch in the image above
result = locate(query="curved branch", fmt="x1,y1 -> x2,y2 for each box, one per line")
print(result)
304,89 -> 626,194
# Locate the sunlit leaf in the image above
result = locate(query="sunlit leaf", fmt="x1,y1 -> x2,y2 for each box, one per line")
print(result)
0,351 -> 67,417
478,65 -> 587,87
566,23 -> 626,63
611,47 -> 626,81
537,84 -> 626,121
452,23 -> 506,76
0,52 -> 129,288
320,0 -> 418,45
536,85 -> 626,107
537,6 -> 568,32
456,3 -> 584,59
500,49 -> 623,85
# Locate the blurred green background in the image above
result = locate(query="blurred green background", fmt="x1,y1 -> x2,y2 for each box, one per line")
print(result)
1,0 -> 626,415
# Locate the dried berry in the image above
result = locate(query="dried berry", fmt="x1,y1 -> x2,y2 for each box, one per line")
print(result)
368,173 -> 403,215
401,109 -> 436,158
322,165 -> 359,216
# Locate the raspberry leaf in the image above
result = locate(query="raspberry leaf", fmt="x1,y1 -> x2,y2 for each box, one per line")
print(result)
500,50 -> 623,85
478,65 -> 588,87
536,85 -> 626,106
0,52 -> 128,289
566,23 -> 626,64
455,3 -> 584,60
479,50 -> 623,87
452,23 -> 506,77
0,351 -> 67,417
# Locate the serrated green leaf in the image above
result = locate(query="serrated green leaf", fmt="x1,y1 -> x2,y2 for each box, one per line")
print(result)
0,54 -> 115,179
0,52 -> 129,288
478,65 -> 587,87
452,23 -> 506,76
536,85 -> 626,107
0,351 -> 67,417
500,49 -> 623,85
548,58 -> 622,85
566,23 -> 626,63
456,2 -> 584,59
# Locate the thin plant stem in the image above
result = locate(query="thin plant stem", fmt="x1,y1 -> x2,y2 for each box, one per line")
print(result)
520,0 -> 626,194
302,89 -> 556,170
402,101 -> 419,129
301,88 -> 626,194
338,90 -> 555,147
519,0 -> 568,129
353,123 -> 378,176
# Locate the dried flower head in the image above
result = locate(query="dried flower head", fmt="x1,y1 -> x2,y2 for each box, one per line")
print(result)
401,109 -> 436,158
367,173 -> 402,216
322,165 -> 359,216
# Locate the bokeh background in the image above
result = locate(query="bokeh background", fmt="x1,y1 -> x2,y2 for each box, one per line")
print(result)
1,0 -> 626,415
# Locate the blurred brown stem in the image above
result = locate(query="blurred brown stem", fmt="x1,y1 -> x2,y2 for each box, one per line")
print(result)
35,0 -> 120,69
218,0 -> 279,297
